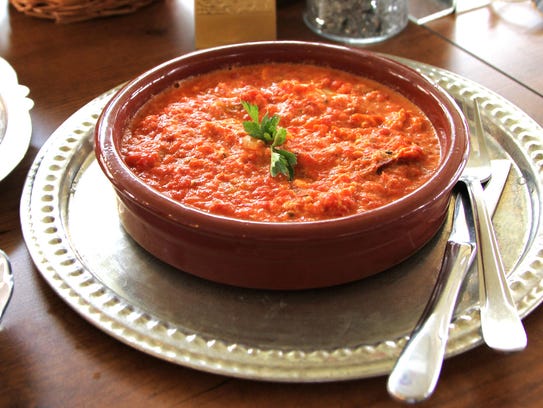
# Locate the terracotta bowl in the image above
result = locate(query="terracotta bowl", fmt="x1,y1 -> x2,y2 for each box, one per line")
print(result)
94,41 -> 469,290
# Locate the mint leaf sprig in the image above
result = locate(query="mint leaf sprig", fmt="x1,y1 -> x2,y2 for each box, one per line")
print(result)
241,101 -> 297,180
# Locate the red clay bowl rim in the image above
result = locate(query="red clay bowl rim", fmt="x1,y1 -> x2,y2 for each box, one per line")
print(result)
95,41 -> 469,239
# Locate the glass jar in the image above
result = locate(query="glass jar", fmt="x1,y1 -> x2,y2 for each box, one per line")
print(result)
304,0 -> 408,45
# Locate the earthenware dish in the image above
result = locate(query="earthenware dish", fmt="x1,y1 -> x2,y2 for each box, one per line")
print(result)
94,41 -> 469,289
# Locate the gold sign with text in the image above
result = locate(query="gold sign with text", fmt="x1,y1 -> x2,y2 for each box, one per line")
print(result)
195,0 -> 277,49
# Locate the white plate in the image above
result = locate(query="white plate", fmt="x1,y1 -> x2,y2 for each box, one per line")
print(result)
0,58 -> 33,182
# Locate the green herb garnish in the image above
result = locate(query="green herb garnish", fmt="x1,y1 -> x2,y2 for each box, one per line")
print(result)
241,101 -> 297,180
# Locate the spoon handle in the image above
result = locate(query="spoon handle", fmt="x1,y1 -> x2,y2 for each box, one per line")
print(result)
0,249 -> 14,321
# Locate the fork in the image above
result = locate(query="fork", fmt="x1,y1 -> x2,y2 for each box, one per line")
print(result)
387,159 -> 511,403
460,99 -> 527,352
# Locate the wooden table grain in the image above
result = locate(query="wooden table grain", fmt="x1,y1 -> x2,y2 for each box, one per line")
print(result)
1,1 -> 543,406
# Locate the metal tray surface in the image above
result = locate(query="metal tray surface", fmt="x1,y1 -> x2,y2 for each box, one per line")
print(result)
20,59 -> 543,382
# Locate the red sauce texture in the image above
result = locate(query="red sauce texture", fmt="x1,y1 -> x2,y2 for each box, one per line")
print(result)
121,63 -> 440,222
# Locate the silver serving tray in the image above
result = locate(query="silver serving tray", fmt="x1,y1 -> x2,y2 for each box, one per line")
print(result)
20,60 -> 543,382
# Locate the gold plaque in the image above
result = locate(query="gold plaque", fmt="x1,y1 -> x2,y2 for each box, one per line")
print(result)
195,0 -> 276,49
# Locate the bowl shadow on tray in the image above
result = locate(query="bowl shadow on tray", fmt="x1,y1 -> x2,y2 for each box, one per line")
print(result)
67,164 -> 461,352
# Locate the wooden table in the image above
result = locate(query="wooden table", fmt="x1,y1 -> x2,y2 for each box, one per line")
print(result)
1,1 -> 543,406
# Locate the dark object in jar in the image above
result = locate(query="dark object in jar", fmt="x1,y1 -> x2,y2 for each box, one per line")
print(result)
306,0 -> 407,40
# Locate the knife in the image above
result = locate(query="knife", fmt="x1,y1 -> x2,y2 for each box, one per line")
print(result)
387,159 -> 511,403
0,249 -> 14,322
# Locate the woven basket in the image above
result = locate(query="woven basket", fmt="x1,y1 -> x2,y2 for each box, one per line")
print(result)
9,0 -> 156,23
